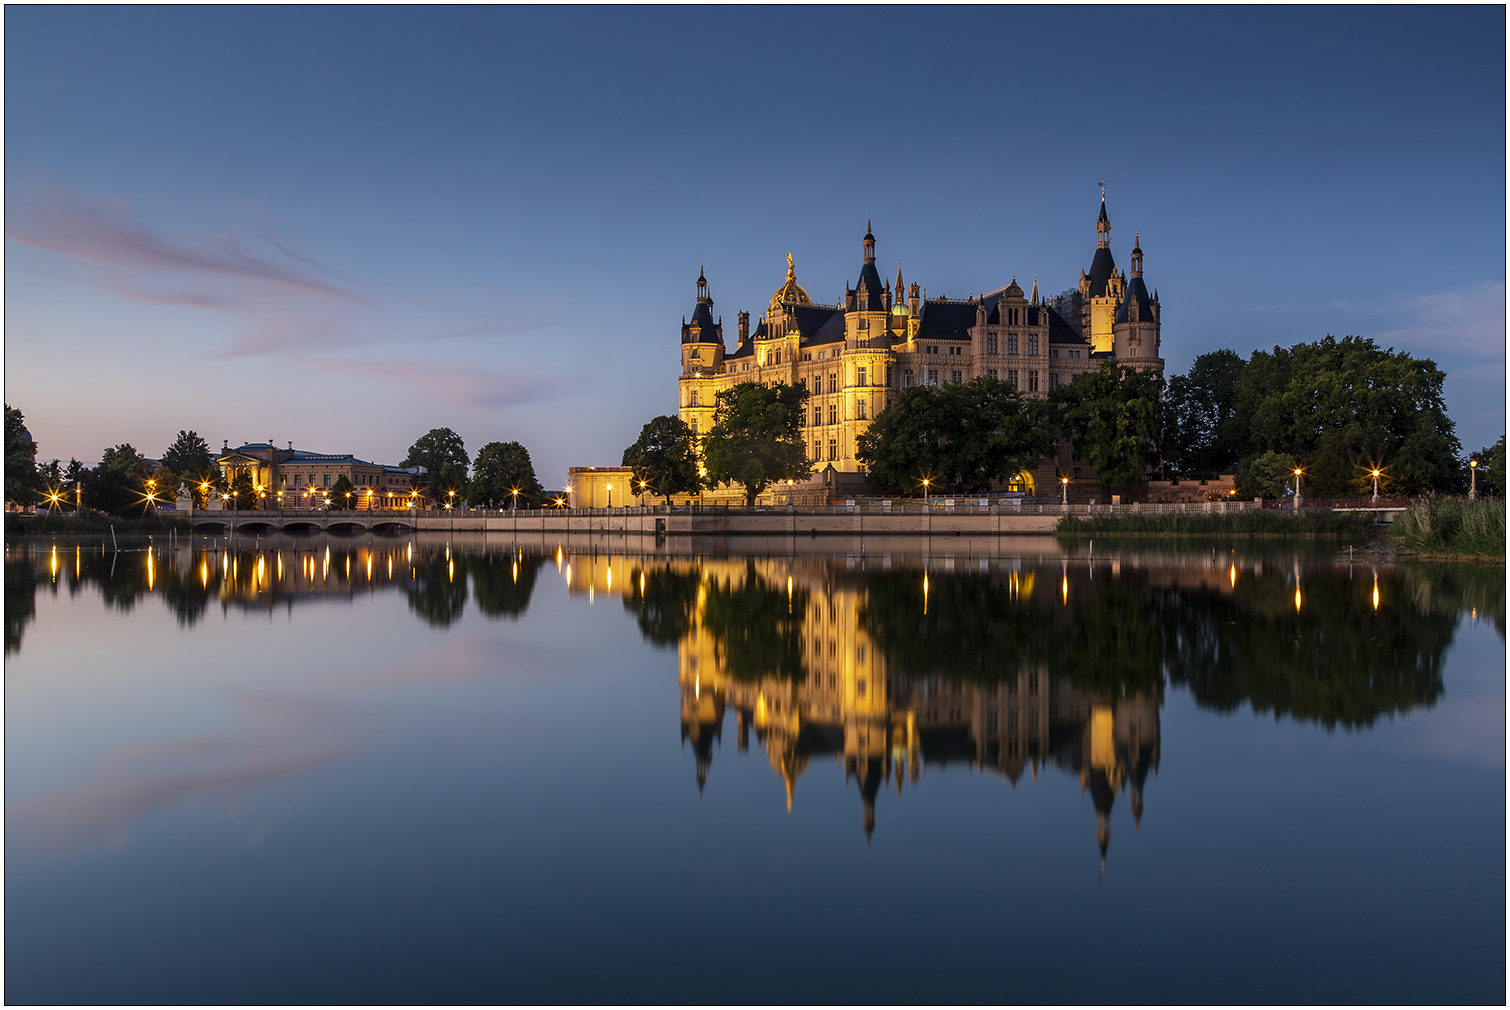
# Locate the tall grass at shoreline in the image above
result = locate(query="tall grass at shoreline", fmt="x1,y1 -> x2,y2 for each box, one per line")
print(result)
4,509 -> 189,536
1392,497 -> 1504,560
1056,509 -> 1371,537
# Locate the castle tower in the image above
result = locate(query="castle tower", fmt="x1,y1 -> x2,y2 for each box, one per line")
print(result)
1112,232 -> 1163,369
679,266 -> 725,441
1079,194 -> 1125,354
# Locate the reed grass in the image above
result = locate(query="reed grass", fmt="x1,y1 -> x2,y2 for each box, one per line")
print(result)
1056,509 -> 1371,537
1392,496 -> 1504,560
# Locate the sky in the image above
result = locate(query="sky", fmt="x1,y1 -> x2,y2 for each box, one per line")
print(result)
6,7 -> 1505,487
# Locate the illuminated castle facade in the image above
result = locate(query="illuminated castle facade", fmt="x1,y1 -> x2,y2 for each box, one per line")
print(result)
678,196 -> 1164,496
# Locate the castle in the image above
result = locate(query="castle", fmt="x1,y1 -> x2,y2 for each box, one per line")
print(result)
678,196 -> 1164,498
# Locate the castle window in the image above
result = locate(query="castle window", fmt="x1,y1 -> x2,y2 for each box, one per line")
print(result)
903,368 -> 914,387
1050,348 -> 1059,359
690,390 -> 698,407
828,374 -> 837,394
1074,467 -> 1082,479
950,345 -> 961,356
927,369 -> 939,386
1007,335 -> 1019,354
295,474 -> 303,485
1048,373 -> 1059,390
986,335 -> 998,354
1028,370 -> 1039,392
857,319 -> 869,330
1008,369 -> 1018,389
857,366 -> 867,386
813,406 -> 822,427
951,370 -> 962,385
885,365 -> 892,386
828,403 -> 837,426
987,369 -> 998,379
828,439 -> 837,461
857,399 -> 867,419
691,348 -> 701,359
280,475 -> 288,487
1028,336 -> 1039,355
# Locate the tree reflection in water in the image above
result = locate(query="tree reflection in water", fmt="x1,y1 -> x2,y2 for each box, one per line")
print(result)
4,538 -> 1501,863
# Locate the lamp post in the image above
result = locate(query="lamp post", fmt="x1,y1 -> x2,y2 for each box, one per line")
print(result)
606,483 -> 613,509
1470,459 -> 1478,500
1060,475 -> 1069,508
1293,468 -> 1303,510
511,487 -> 520,513
1370,468 -> 1382,503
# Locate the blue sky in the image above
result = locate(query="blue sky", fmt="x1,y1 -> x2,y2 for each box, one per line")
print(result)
6,7 -> 1505,485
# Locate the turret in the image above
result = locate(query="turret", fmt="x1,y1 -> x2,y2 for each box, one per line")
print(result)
680,266 -> 724,376
1113,233 -> 1161,367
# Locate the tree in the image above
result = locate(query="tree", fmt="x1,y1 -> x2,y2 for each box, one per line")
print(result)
5,405 -> 41,506
85,444 -> 154,515
1164,349 -> 1247,475
471,441 -> 545,508
1225,335 -> 1461,496
161,430 -> 213,477
858,377 -> 1054,496
622,414 -> 703,503
1240,450 -> 1297,500
228,470 -> 257,509
700,382 -> 811,506
1470,436 -> 1505,497
330,475 -> 356,509
1050,361 -> 1165,496
402,428 -> 469,501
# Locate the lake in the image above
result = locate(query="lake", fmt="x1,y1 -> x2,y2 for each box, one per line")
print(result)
5,531 -> 1504,1003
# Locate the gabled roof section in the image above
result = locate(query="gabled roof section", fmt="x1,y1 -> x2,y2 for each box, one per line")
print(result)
1046,305 -> 1089,344
804,309 -> 847,346
787,304 -> 842,341
915,300 -> 977,341
1115,276 -> 1157,324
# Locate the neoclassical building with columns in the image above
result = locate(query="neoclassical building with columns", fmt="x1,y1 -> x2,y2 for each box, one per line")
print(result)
678,197 -> 1164,499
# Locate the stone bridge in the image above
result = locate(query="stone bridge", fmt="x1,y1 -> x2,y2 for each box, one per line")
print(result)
189,509 -> 420,533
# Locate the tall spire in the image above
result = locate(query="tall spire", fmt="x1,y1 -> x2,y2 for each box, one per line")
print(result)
697,264 -> 710,302
863,220 -> 876,263
896,263 -> 904,294
1096,190 -> 1111,249
1130,232 -> 1143,277
1030,276 -> 1039,304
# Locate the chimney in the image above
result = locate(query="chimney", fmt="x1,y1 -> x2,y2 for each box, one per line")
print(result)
738,311 -> 749,344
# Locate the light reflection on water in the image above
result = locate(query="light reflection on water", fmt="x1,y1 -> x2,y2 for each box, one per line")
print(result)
4,533 -> 1504,1003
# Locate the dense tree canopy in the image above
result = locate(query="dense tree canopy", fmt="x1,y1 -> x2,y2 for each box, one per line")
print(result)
1470,436 -> 1505,497
622,414 -> 702,503
700,382 -> 810,506
1224,336 -> 1461,497
160,430 -> 214,477
5,405 -> 41,506
1049,361 -> 1165,493
402,428 -> 469,500
1164,349 -> 1246,476
857,377 -> 1054,495
471,440 -> 545,507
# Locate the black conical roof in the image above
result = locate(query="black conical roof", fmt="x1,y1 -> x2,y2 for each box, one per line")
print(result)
1087,246 -> 1117,297
1115,276 -> 1157,324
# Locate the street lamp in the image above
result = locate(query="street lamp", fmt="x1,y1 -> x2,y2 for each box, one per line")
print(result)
1293,468 -> 1304,510
511,487 -> 520,512
1060,475 -> 1069,507
1370,468 -> 1382,503
606,483 -> 613,509
1470,459 -> 1478,500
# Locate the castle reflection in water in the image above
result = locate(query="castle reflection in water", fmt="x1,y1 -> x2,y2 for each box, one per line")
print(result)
9,534 -> 1482,867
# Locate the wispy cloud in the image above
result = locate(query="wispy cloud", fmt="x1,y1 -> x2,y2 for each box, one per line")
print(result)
1359,281 -> 1505,358
7,188 -> 551,413
7,190 -> 355,299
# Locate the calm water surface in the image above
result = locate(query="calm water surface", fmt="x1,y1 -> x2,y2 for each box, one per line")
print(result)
5,532 -> 1504,1003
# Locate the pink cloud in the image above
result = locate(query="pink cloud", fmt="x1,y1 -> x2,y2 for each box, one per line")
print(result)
296,355 -> 554,412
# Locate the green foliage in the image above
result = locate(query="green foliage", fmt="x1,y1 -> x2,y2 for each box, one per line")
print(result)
404,551 -> 467,626
402,428 -> 469,499
1227,335 -> 1461,496
1165,349 -> 1246,475
471,441 -> 545,507
857,377 -> 1054,496
622,414 -> 703,502
329,475 -> 356,508
1470,436 -> 1505,496
228,470 -> 257,509
161,430 -> 213,477
1240,449 -> 1298,500
1056,509 -> 1371,537
5,404 -> 41,506
1392,496 -> 1505,559
700,381 -> 810,506
1049,360 -> 1164,491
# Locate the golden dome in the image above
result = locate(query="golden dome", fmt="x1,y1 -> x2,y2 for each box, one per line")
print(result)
769,252 -> 811,313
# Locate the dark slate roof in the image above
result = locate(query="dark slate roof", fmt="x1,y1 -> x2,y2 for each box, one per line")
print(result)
1098,198 -> 1110,225
1046,305 -> 1088,344
804,309 -> 847,346
788,304 -> 842,341
1086,247 -> 1117,297
853,261 -> 886,311
915,300 -> 977,341
1115,276 -> 1157,324
686,299 -> 718,342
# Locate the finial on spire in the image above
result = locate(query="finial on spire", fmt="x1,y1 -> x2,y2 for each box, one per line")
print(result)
1031,275 -> 1039,304
786,252 -> 795,282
